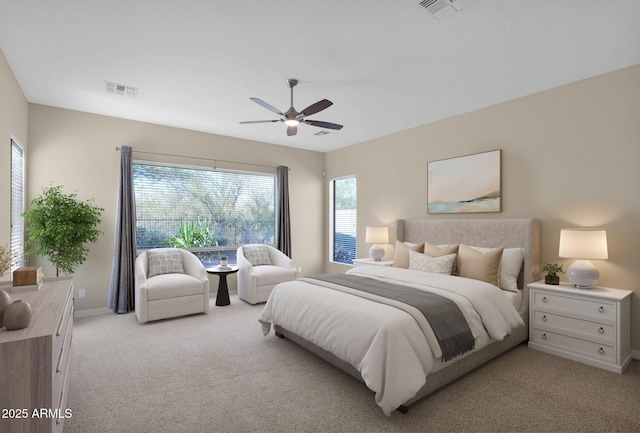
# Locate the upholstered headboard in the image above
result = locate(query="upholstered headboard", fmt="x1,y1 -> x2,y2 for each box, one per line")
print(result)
396,218 -> 541,290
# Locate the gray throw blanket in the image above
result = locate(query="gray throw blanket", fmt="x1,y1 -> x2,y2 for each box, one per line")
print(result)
310,273 -> 475,362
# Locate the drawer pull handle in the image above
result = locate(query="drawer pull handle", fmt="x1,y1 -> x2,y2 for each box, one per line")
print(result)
598,327 -> 605,334
598,306 -> 605,313
541,333 -> 547,340
598,347 -> 605,355
542,315 -> 547,321
542,296 -> 547,303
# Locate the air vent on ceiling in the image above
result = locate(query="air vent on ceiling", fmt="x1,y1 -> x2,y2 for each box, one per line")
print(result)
105,81 -> 138,98
314,130 -> 333,137
419,0 -> 476,20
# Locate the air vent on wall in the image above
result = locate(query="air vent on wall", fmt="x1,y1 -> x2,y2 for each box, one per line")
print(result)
105,81 -> 138,98
419,0 -> 477,20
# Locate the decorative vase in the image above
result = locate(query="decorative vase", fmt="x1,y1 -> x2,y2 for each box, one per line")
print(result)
0,289 -> 11,327
545,274 -> 560,285
3,300 -> 32,330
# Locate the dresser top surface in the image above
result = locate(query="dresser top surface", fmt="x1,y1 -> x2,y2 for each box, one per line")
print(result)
528,280 -> 632,301
0,277 -> 73,342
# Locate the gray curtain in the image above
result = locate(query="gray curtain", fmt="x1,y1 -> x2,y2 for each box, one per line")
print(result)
108,146 -> 137,313
275,165 -> 291,257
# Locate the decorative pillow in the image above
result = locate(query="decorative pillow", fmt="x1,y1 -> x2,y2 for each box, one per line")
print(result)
243,245 -> 272,266
465,246 -> 524,292
423,242 -> 459,274
423,242 -> 459,257
392,241 -> 424,268
147,250 -> 184,278
408,250 -> 457,275
457,244 -> 503,287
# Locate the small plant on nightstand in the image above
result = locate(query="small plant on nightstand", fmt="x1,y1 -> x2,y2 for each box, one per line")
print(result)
542,263 -> 563,285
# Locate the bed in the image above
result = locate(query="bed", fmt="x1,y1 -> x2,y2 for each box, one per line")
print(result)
259,218 -> 540,416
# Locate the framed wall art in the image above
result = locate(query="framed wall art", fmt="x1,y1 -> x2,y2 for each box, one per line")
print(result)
427,149 -> 501,214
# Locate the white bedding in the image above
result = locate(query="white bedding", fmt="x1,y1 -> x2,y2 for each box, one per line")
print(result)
259,266 -> 524,416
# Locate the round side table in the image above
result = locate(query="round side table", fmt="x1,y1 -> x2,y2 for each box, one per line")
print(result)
206,266 -> 239,306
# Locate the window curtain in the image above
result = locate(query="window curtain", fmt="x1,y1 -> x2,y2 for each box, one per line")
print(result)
108,146 -> 137,313
275,165 -> 291,257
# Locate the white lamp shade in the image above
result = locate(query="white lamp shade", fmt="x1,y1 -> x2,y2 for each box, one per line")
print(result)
365,226 -> 390,244
558,228 -> 608,260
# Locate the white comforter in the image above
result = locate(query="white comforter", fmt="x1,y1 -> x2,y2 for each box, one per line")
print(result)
258,266 -> 524,416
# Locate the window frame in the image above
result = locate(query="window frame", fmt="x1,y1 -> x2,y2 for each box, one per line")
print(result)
10,137 -> 25,272
132,160 -> 277,266
329,175 -> 357,265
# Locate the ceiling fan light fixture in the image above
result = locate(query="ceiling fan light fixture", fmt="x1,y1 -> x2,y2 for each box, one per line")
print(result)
284,119 -> 300,127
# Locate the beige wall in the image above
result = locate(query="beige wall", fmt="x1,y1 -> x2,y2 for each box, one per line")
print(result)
27,105 -> 325,311
0,47 -> 29,281
325,64 -> 640,350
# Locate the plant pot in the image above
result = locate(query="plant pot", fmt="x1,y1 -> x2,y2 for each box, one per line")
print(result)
545,274 -> 560,285
220,260 -> 228,267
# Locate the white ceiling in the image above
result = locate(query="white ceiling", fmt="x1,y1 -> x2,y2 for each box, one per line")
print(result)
1,1 -> 639,152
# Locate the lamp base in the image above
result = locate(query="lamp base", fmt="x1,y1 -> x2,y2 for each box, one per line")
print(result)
369,244 -> 384,261
566,259 -> 600,289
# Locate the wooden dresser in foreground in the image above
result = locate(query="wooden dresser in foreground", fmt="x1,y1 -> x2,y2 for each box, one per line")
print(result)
0,277 -> 74,433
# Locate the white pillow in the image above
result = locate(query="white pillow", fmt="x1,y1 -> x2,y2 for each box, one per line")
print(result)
147,250 -> 184,278
408,250 -> 457,275
463,246 -> 524,292
243,245 -> 272,266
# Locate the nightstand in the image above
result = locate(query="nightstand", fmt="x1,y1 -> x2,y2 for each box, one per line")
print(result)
352,258 -> 393,267
528,281 -> 632,374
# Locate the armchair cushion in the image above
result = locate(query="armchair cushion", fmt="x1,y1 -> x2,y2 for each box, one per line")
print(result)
252,265 -> 298,287
146,273 -> 206,301
147,249 -> 184,277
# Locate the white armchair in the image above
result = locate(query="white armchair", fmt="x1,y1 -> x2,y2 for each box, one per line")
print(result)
237,244 -> 298,304
135,248 -> 210,323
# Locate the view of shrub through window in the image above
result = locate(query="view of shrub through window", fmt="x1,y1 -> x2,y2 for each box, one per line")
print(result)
332,177 -> 356,264
133,163 -> 275,266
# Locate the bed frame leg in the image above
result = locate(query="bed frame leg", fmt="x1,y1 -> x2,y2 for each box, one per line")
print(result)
397,405 -> 409,414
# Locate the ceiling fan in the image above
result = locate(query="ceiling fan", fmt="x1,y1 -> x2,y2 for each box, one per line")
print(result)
240,79 -> 343,136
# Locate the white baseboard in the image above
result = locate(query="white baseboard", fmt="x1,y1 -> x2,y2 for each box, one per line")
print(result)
74,307 -> 111,318
74,290 -> 239,318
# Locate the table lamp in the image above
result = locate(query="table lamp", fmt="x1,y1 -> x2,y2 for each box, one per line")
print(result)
365,226 -> 390,261
558,228 -> 608,288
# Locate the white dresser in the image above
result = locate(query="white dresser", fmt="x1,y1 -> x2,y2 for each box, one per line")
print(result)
528,280 -> 632,374
0,277 -> 74,433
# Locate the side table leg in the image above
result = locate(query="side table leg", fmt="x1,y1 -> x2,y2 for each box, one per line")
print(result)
216,274 -> 231,306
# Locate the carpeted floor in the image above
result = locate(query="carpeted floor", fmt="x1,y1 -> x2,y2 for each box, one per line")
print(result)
65,295 -> 640,433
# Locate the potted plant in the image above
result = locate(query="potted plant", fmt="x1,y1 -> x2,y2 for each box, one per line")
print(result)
542,263 -> 563,285
219,255 -> 229,267
0,245 -> 17,289
23,185 -> 104,277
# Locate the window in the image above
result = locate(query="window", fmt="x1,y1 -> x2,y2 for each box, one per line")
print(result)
10,138 -> 25,271
330,176 -> 356,264
133,162 -> 275,266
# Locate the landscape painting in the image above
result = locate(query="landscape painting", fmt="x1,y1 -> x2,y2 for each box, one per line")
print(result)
427,150 -> 501,214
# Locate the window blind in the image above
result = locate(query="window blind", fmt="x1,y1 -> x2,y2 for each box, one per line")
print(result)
11,139 -> 24,271
331,176 -> 356,264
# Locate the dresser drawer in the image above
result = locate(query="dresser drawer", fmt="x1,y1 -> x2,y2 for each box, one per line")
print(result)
532,291 -> 616,322
532,310 -> 616,343
531,328 -> 616,363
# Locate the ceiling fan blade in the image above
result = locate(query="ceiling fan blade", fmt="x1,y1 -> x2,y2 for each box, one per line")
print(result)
287,125 -> 298,136
239,120 -> 280,124
299,99 -> 333,117
303,120 -> 343,130
250,97 -> 284,116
